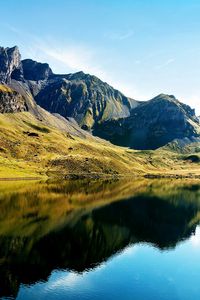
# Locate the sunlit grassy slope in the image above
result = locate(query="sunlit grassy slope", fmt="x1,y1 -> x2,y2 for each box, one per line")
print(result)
0,112 -> 200,178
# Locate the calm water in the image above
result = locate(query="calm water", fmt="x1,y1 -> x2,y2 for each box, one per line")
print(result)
0,178 -> 200,299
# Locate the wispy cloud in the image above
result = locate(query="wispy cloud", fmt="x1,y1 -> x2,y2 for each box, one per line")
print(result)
155,58 -> 175,70
29,40 -> 148,100
2,23 -> 22,35
4,25 -> 139,95
29,39 -> 108,78
3,24 -> 108,78
104,30 -> 134,41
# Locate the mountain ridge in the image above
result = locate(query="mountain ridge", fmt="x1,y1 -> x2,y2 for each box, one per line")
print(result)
0,45 -> 200,179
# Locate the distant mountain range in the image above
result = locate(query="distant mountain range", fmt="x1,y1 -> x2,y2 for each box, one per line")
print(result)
0,45 -> 200,150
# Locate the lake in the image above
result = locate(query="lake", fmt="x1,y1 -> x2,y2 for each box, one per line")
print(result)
0,178 -> 200,300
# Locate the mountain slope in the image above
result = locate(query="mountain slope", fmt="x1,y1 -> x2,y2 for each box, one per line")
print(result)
1,110 -> 200,178
94,94 -> 200,149
0,111 -> 153,178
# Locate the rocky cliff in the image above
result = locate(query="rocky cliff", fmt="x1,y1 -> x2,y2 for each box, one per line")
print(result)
0,46 -> 23,83
22,59 -> 53,81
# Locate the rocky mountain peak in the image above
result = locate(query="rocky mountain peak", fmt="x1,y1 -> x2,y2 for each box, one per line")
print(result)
148,94 -> 198,122
66,71 -> 103,84
0,46 -> 23,83
22,59 -> 53,81
152,93 -> 177,103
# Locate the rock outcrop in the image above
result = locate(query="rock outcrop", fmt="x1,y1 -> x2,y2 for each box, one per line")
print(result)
22,59 -> 53,81
0,46 -> 23,83
0,84 -> 27,113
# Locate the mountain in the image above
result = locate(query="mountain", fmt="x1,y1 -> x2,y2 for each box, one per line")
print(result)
0,46 -> 94,135
1,45 -> 200,150
0,45 -> 138,129
7,48 -> 198,150
0,46 -> 153,178
0,45 -> 200,178
94,94 -> 200,149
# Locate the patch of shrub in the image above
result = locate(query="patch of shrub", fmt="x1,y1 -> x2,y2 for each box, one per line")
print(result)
23,121 -> 50,133
184,155 -> 200,163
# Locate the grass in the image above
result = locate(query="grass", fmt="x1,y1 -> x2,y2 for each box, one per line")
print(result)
0,111 -> 200,179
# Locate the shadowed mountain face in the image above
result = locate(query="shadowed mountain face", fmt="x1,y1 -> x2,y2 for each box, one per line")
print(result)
94,94 -> 200,149
22,59 -> 53,81
0,179 -> 200,298
34,71 -> 138,129
1,45 -> 199,150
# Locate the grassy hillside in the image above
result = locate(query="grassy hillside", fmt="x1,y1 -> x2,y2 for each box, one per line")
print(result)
0,112 -> 200,178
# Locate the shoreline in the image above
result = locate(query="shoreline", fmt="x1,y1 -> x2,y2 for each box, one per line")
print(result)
0,172 -> 200,181
0,177 -> 43,181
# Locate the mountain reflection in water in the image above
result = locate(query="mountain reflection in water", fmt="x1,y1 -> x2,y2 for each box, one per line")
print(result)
0,178 -> 200,299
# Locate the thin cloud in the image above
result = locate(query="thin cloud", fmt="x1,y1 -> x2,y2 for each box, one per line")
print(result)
30,44 -> 99,75
26,41 -> 149,100
32,40 -> 107,78
105,30 -> 134,41
3,25 -> 108,78
155,58 -> 175,70
1,23 -> 22,35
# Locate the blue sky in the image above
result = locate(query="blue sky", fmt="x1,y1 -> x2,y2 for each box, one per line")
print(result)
1,0 -> 200,113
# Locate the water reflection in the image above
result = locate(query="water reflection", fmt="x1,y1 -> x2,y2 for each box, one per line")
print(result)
0,179 -> 200,299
